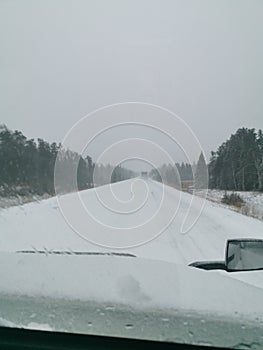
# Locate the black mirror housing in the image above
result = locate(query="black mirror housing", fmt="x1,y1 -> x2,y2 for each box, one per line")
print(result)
225,239 -> 263,272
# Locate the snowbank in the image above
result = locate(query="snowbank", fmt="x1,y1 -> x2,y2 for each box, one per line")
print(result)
195,189 -> 263,221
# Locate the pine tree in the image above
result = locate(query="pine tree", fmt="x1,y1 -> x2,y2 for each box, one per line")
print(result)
208,128 -> 262,191
195,152 -> 208,189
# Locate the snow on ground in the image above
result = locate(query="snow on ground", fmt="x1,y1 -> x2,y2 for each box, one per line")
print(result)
1,179 -> 263,266
1,179 -> 263,347
195,189 -> 263,221
0,193 -> 52,209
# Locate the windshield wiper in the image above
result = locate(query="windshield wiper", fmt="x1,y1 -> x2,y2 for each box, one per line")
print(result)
16,250 -> 136,258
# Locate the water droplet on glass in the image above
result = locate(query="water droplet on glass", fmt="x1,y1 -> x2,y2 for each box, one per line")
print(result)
125,324 -> 134,330
105,306 -> 115,311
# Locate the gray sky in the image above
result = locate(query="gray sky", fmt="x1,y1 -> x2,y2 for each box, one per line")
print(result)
0,0 -> 262,168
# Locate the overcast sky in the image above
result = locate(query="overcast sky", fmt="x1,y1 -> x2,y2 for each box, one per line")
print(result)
0,0 -> 262,169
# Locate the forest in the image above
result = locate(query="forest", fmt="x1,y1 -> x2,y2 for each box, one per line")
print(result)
0,125 -> 134,197
209,128 -> 263,191
0,126 -> 262,198
151,128 -> 263,192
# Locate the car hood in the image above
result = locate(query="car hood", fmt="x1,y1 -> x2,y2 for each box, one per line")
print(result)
0,253 -> 263,348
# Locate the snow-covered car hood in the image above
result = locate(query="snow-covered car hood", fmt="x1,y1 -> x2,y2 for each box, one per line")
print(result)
0,253 -> 262,349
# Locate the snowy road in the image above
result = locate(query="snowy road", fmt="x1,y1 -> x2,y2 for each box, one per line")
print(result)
1,179 -> 263,347
1,178 -> 263,265
1,178 -> 263,288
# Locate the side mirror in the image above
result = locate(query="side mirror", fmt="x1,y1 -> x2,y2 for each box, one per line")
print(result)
225,239 -> 263,272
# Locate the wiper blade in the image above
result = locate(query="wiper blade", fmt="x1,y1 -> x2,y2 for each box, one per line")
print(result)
16,250 -> 136,258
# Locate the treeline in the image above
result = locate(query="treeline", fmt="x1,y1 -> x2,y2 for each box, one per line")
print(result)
209,128 -> 263,191
149,153 -> 208,190
150,162 -> 195,186
150,128 -> 263,192
1,125 -> 262,196
94,164 -> 135,186
0,125 -> 135,197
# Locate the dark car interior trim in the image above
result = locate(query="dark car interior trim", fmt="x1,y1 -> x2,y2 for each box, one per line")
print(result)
0,326 -> 225,350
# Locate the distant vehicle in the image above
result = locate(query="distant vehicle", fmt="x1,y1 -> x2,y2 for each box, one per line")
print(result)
141,171 -> 148,178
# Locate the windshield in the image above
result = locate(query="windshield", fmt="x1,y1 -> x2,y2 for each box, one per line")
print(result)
0,1 -> 263,349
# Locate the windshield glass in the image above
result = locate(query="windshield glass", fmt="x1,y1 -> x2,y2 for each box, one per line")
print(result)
0,1 -> 263,349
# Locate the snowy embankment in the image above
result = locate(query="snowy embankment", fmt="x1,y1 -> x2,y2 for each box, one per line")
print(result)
0,179 -> 263,347
0,193 -> 52,209
195,189 -> 263,221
